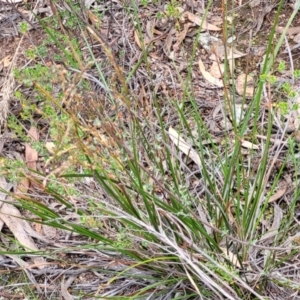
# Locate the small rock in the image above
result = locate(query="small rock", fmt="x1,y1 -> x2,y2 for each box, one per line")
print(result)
198,32 -> 219,52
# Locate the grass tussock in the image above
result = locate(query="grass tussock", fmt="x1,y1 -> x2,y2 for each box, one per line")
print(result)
1,0 -> 300,299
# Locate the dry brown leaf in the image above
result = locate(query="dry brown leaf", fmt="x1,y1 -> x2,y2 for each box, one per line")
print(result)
227,35 -> 236,44
34,221 -> 43,234
134,30 -> 150,49
1,61 -> 14,128
271,204 -> 283,231
235,73 -> 254,98
227,47 -> 235,74
0,218 -> 4,232
168,127 -> 201,167
211,41 -> 226,59
292,96 -> 300,130
209,61 -> 224,78
87,10 -> 101,26
0,187 -> 45,268
0,55 -> 12,68
134,30 -> 142,49
16,177 -> 30,195
268,183 -> 287,203
232,48 -> 247,58
276,26 -> 300,35
173,23 -> 191,53
227,103 -> 248,125
61,275 -> 76,300
25,126 -> 39,170
146,20 -> 155,39
199,59 -> 223,87
210,44 -> 246,61
45,141 -> 55,154
0,177 -> 47,261
0,177 -> 12,232
17,127 -> 39,195
0,203 -> 39,251
42,224 -> 57,239
241,140 -> 259,150
294,33 -> 300,43
226,16 -> 234,24
182,12 -> 221,31
220,247 -> 242,268
163,28 -> 175,58
259,204 -> 283,244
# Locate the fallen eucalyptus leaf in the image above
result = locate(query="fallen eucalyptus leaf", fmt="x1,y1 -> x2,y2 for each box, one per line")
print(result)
182,12 -> 221,31
199,58 -> 223,87
235,73 -> 254,98
268,183 -> 287,203
209,61 -> 224,78
241,140 -> 259,150
220,247 -> 242,268
168,127 -> 202,167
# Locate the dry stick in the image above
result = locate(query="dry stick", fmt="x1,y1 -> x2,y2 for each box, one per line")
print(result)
0,292 -> 24,299
107,0 -> 113,39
